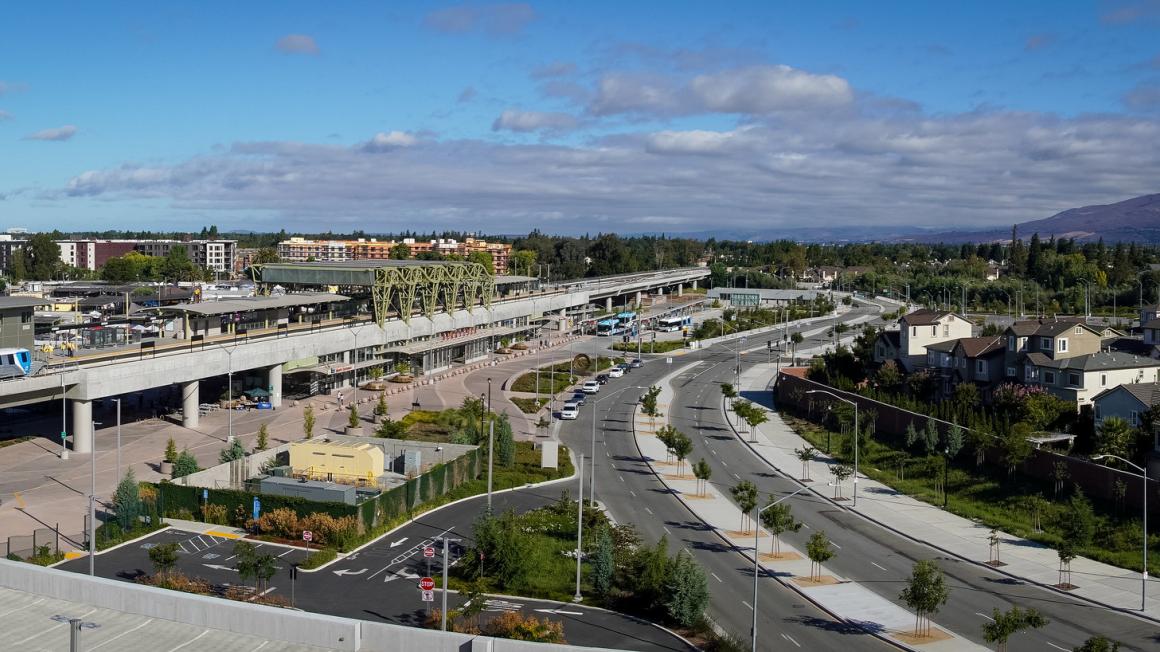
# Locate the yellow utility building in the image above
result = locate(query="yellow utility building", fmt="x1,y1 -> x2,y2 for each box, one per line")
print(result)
289,440 -> 384,486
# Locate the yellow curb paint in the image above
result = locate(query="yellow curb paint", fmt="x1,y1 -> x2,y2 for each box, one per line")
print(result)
64,551 -> 85,560
14,492 -> 25,508
204,530 -> 242,539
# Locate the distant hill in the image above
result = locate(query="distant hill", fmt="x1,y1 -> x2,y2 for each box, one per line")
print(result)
904,193 -> 1160,244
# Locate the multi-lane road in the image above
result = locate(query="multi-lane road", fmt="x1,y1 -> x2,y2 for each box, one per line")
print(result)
567,301 -> 1160,650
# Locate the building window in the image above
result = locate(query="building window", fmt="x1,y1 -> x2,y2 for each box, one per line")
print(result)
943,325 -> 949,337
976,360 -> 986,374
1008,336 -> 1015,349
1057,338 -> 1068,353
1068,373 -> 1080,386
1007,366 -> 1016,376
1025,367 -> 1038,381
932,325 -> 937,336
1075,326 -> 1082,334
1100,373 -> 1107,387
1019,337 -> 1026,349
1044,371 -> 1056,384
1130,411 -> 1139,427
1040,337 -> 1051,350
912,326 -> 917,336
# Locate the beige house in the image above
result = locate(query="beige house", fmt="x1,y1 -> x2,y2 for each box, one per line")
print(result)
898,309 -> 972,371
1023,351 -> 1160,408
1004,318 -> 1105,381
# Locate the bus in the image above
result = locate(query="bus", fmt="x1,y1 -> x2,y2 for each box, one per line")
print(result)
615,311 -> 637,329
657,315 -> 692,332
596,318 -> 621,336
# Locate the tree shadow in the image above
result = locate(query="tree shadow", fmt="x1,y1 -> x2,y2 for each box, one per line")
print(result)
787,614 -> 886,636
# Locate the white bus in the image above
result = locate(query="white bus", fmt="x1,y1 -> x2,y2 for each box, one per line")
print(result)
657,316 -> 692,332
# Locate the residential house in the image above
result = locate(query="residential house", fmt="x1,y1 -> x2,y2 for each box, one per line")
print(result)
1092,382 -> 1159,431
897,308 -> 973,372
1023,351 -> 1160,408
923,335 -> 1006,397
984,263 -> 1002,282
1141,304 -> 1160,328
872,330 -> 901,366
1003,318 -> 1104,381
1144,319 -> 1160,349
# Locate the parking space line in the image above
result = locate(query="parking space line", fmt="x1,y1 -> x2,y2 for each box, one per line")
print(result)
88,619 -> 153,650
178,542 -> 191,554
196,536 -> 210,548
166,630 -> 209,652
277,549 -> 294,558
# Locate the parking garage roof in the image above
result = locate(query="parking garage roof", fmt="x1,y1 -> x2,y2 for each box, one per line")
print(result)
146,292 -> 349,316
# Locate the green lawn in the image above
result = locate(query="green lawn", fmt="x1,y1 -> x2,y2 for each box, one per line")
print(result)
511,397 -> 549,414
611,340 -> 687,354
783,414 -> 1159,574
510,371 -> 576,394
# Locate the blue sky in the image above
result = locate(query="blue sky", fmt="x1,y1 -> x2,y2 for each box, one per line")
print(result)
2,1 -> 1159,236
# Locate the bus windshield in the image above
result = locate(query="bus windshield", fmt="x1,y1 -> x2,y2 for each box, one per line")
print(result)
596,318 -> 620,336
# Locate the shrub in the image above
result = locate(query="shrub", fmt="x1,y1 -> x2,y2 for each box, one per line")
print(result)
299,547 -> 338,570
112,470 -> 142,531
172,450 -> 200,478
256,507 -> 301,539
481,611 -> 566,643
201,503 -> 228,525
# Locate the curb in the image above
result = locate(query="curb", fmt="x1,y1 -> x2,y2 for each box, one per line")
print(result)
638,361 -> 918,652
725,372 -> 1160,630
51,523 -> 174,566
299,450 -> 581,573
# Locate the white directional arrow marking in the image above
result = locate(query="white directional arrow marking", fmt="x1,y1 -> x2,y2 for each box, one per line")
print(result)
383,569 -> 420,583
202,564 -> 237,572
534,609 -> 583,616
389,538 -> 408,548
332,568 -> 368,577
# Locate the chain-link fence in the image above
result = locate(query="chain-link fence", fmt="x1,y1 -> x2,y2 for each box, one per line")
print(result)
2,526 -> 61,560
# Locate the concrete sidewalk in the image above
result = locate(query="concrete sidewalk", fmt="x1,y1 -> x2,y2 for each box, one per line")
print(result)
732,360 -> 1160,623
642,363 -> 985,651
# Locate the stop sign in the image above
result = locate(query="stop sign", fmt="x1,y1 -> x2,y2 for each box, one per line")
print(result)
419,576 -> 435,591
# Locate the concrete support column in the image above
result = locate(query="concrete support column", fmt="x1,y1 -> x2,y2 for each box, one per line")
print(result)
182,380 -> 199,429
71,400 -> 93,454
268,364 -> 283,408
692,280 -> 698,290
605,297 -> 613,312
635,291 -> 642,306
677,283 -> 684,296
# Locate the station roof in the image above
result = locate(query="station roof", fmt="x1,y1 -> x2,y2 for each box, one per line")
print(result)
0,296 -> 44,310
494,275 -> 537,285
147,292 -> 349,316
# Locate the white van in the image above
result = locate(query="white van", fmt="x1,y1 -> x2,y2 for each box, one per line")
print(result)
561,402 -> 580,420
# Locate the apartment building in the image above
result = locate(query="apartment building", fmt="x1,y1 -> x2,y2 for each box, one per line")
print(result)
0,235 -> 25,274
276,237 -> 511,273
56,239 -> 237,273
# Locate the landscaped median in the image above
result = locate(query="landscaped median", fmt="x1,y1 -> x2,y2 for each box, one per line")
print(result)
647,362 -> 985,650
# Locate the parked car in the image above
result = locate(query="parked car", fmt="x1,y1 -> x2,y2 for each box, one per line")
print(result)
561,402 -> 580,420
630,358 -> 644,368
608,367 -> 625,379
571,392 -> 587,406
582,380 -> 601,394
595,374 -> 610,385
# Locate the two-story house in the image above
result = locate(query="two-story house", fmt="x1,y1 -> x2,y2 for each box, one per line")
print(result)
1141,304 -> 1160,328
872,330 -> 901,366
898,309 -> 973,372
1023,351 -> 1160,408
1004,318 -> 1104,381
1092,381 -> 1159,431
923,335 -> 1006,397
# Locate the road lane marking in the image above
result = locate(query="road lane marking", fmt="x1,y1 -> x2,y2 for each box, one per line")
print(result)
830,542 -> 841,550
645,507 -> 653,515
619,475 -> 624,482
165,629 -> 209,652
975,612 -> 995,621
629,490 -> 636,497
196,536 -> 210,548
535,608 -> 584,616
741,601 -> 753,611
732,473 -> 740,480
870,562 -> 887,571
720,460 -> 728,467
663,526 -> 671,535
277,549 -> 294,558
801,523 -> 810,529
88,619 -> 153,650
781,633 -> 801,648
710,573 -> 723,583
1046,644 -> 1067,651
710,449 -> 717,456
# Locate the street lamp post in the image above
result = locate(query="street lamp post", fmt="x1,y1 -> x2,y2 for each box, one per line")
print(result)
574,455 -> 584,603
89,419 -> 101,576
806,390 -> 859,507
114,398 -> 122,480
1093,454 -> 1148,610
752,485 -> 814,652
60,374 -> 68,460
487,378 -> 493,511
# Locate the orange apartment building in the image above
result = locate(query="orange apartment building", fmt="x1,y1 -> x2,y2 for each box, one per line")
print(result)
277,237 -> 511,274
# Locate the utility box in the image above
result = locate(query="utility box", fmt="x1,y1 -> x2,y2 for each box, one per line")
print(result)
394,449 -> 422,476
540,441 -> 559,469
258,476 -> 357,505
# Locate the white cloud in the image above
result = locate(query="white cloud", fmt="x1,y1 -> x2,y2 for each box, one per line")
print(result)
588,73 -> 685,116
360,131 -> 419,152
276,34 -> 319,55
689,65 -> 853,113
492,109 -> 579,133
423,3 -> 536,36
24,125 -> 77,141
645,129 -> 740,156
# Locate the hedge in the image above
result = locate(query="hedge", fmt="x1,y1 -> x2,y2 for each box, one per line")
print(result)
151,483 -> 357,526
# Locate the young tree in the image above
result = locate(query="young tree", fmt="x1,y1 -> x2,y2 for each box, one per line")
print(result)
303,404 -> 315,439
981,606 -> 1048,652
806,530 -> 834,581
1095,417 -> 1134,461
1073,636 -> 1121,652
743,404 -> 769,443
233,541 -> 258,588
1056,489 -> 1095,587
998,424 -> 1033,478
656,424 -> 677,464
664,550 -> 709,627
760,501 -> 801,557
791,331 -> 804,356
347,403 -> 361,429
730,480 -> 759,533
148,542 -> 179,577
1052,460 -> 1071,498
591,526 -> 615,598
496,414 -> 516,467
254,423 -> 270,451
164,437 -> 178,463
966,425 -> 992,468
112,469 -> 142,531
692,458 -> 712,496
732,400 -> 752,435
172,450 -> 200,478
671,431 -> 693,477
899,559 -> 950,638
219,438 -> 245,464
829,464 -> 853,499
374,392 -> 389,418
921,419 -> 940,456
794,446 -> 817,481
254,551 -> 277,592
720,383 -> 738,424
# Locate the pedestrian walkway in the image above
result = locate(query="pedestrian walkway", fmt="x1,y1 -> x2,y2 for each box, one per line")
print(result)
731,360 -> 1160,623
642,364 -> 985,651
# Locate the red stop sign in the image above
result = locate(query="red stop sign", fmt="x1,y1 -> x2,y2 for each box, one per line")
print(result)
419,577 -> 435,591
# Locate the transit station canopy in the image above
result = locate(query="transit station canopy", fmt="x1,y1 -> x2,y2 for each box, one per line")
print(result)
147,292 -> 349,317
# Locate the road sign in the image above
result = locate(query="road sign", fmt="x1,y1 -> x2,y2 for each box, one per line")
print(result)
421,590 -> 434,602
252,497 -> 261,521
202,488 -> 208,502
423,546 -> 435,558
303,531 -> 313,542
419,576 -> 435,591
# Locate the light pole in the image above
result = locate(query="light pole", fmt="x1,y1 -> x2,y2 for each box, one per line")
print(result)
114,398 -> 122,480
216,344 -> 239,443
89,419 -> 101,576
1093,454 -> 1148,610
752,485 -> 815,652
60,373 -> 68,460
806,390 -> 859,507
486,378 -> 494,511
574,454 -> 584,602
1078,279 -> 1093,318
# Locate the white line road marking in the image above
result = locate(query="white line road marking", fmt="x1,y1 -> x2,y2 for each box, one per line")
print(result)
629,490 -> 636,497
741,601 -> 753,611
732,473 -> 740,480
710,573 -> 723,583
710,449 -> 717,455
619,475 -> 624,482
1046,644 -> 1068,651
88,619 -> 154,650
870,562 -> 887,572
277,549 -> 294,558
166,630 -> 210,652
975,612 -> 995,622
196,536 -> 210,548
645,507 -> 653,515
801,523 -> 811,529
535,609 -> 584,616
781,633 -> 801,648
177,542 -> 190,554
663,526 -> 671,535
830,542 -> 842,550
721,460 -> 728,467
